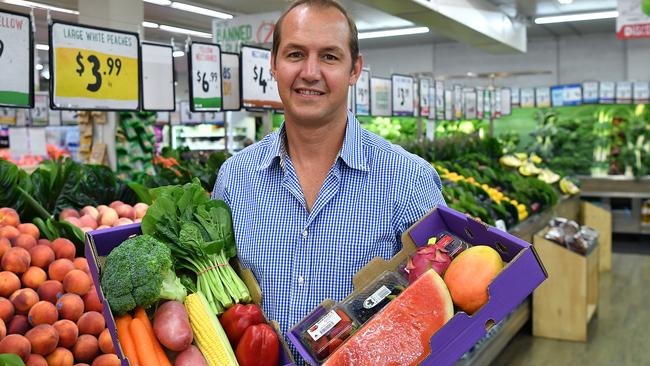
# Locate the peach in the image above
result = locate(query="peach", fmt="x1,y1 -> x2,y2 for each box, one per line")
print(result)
76,311 -> 104,337
444,245 -> 504,315
17,223 -> 40,240
53,319 -> 78,348
91,354 -> 120,366
59,208 -> 80,221
25,354 -> 48,366
28,301 -> 58,326
10,288 -> 39,314
83,287 -> 103,313
108,201 -> 124,210
133,203 -> 148,219
0,225 -> 20,241
38,238 -> 51,247
0,296 -> 14,322
37,280 -> 64,304
0,318 -> 5,339
98,328 -> 114,354
134,218 -> 142,223
0,334 -> 31,361
98,208 -> 118,227
115,204 -> 134,220
21,266 -> 47,290
73,258 -> 90,274
80,227 -> 93,233
80,206 -> 100,221
1,246 -> 31,273
7,314 -> 30,335
0,237 -> 11,258
116,218 -> 133,226
96,225 -> 110,230
72,334 -> 99,363
46,347 -> 74,366
63,270 -> 92,296
96,205 -> 109,214
57,293 -> 84,321
25,324 -> 59,355
79,215 -> 98,230
0,207 -> 20,227
51,238 -> 76,260
13,233 -> 37,250
64,216 -> 82,227
0,271 -> 21,297
29,245 -> 55,269
48,258 -> 75,282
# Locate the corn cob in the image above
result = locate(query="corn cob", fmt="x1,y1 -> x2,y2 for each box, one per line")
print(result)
185,292 -> 239,366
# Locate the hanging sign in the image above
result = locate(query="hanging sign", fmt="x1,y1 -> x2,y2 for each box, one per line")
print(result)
50,21 -> 139,110
616,0 -> 650,39
435,80 -> 445,120
391,74 -> 414,116
213,11 -> 281,53
453,85 -> 462,119
0,10 -> 33,108
520,88 -> 535,108
633,81 -> 649,103
355,69 -> 370,116
501,88 -> 512,116
419,78 -> 431,117
0,107 -> 17,125
582,81 -> 599,104
444,89 -> 453,121
221,52 -> 241,111
616,81 -> 633,104
535,87 -> 551,108
180,101 -> 203,124
428,85 -> 435,119
241,45 -> 282,110
31,92 -> 49,126
370,77 -> 391,116
463,89 -> 477,120
141,43 -> 175,111
599,81 -> 616,104
551,84 -> 582,107
511,87 -> 520,106
188,42 -> 222,112
476,87 -> 485,119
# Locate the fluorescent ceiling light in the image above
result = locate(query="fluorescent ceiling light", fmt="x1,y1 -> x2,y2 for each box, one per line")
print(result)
170,2 -> 232,19
36,64 -> 43,70
172,50 -> 185,57
535,10 -> 618,24
143,0 -> 172,5
3,0 -> 79,14
358,27 -> 429,40
557,0 -> 573,4
158,24 -> 212,38
35,43 -> 49,50
142,21 -> 159,28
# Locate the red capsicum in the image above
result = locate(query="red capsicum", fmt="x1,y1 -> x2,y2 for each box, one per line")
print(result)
220,303 -> 266,346
235,323 -> 280,366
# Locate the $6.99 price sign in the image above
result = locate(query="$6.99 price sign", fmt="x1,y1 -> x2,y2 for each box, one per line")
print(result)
190,42 -> 222,111
50,22 -> 139,110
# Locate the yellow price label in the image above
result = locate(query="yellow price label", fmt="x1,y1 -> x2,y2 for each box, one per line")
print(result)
55,47 -> 138,101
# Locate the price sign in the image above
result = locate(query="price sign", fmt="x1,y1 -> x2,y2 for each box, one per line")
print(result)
494,89 -> 502,117
370,77 -> 391,116
0,10 -> 33,108
511,87 -> 520,106
444,90 -> 453,121
50,21 -> 139,110
551,84 -> 582,107
476,87 -> 485,119
633,81 -> 650,103
520,88 -> 535,108
31,92 -> 49,126
582,81 -> 599,104
241,45 -> 282,110
428,85 -> 435,119
355,69 -> 370,116
435,81 -> 445,120
391,74 -> 413,116
453,85 -> 463,120
60,110 -> 78,125
535,87 -> 551,108
463,89 -> 477,120
616,82 -> 633,104
599,82 -> 615,104
189,42 -> 222,112
222,52 -> 241,111
141,43 -> 175,111
501,88 -> 512,116
419,78 -> 431,117
0,107 -> 17,125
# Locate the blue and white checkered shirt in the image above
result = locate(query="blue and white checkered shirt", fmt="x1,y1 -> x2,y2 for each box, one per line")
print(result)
212,111 -> 445,363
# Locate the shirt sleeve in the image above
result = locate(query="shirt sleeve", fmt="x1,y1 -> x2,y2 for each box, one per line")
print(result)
211,160 -> 231,205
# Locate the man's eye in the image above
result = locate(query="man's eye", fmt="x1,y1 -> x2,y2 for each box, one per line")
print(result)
324,54 -> 338,61
288,52 -> 303,58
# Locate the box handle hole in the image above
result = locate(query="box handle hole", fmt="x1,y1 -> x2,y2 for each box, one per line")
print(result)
495,242 -> 509,254
485,319 -> 495,331
464,228 -> 474,239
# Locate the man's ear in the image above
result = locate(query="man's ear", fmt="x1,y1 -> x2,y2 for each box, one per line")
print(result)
270,52 -> 277,79
349,53 -> 363,85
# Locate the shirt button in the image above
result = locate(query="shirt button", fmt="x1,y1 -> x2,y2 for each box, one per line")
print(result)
301,229 -> 308,238
298,276 -> 305,284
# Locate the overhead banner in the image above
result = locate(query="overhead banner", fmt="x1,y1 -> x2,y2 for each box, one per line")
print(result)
189,42 -> 222,112
435,80 -> 445,120
617,0 -> 650,39
213,11 -> 280,52
419,78 -> 431,117
50,21 -> 140,110
551,84 -> 582,107
582,81 -> 600,104
240,45 -> 282,110
141,43 -> 175,111
391,74 -> 414,116
370,77 -> 391,117
355,69 -> 370,116
221,52 -> 241,111
0,10 -> 33,108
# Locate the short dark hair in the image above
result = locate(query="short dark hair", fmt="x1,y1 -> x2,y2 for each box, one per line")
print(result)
272,0 -> 359,69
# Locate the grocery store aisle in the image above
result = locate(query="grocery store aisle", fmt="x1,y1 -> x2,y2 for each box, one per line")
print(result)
492,251 -> 650,366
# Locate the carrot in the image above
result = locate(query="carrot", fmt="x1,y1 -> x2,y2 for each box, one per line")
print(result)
129,318 -> 159,366
134,307 -> 172,366
115,314 -> 139,366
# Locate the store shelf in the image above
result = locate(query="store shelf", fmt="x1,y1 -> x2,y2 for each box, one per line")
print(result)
179,132 -> 226,138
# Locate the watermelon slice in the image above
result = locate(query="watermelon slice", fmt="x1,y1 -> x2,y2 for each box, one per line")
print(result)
323,269 -> 453,366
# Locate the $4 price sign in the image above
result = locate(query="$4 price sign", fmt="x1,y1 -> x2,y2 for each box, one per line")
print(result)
252,65 -> 271,94
75,51 -> 122,92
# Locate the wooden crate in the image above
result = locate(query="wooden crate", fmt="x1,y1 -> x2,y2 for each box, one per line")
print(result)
532,229 -> 599,341
580,201 -> 612,272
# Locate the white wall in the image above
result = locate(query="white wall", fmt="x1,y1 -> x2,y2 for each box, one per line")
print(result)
361,33 -> 650,88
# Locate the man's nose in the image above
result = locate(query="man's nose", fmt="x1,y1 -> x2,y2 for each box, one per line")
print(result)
300,54 -> 321,81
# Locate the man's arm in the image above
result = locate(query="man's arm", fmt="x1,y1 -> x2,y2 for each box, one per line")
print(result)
211,161 -> 231,205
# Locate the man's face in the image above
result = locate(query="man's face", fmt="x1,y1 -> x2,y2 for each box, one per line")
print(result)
272,5 -> 362,126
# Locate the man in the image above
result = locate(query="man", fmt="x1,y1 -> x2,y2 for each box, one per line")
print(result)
213,0 -> 445,361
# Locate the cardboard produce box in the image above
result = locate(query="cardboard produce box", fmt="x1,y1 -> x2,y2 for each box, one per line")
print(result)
85,223 -> 295,366
288,206 -> 548,366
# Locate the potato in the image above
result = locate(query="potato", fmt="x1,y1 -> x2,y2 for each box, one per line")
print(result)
2,247 -> 31,274
0,271 -> 21,297
0,297 -> 14,322
25,324 -> 59,355
0,334 -> 31,361
37,280 -> 64,304
46,347 -> 74,366
72,334 -> 99,363
25,353 -> 48,366
91,354 -> 120,366
57,293 -> 85,321
175,345 -> 209,366
76,311 -> 104,337
28,301 -> 58,326
53,319 -> 78,348
153,300 -> 193,352
98,328 -> 115,354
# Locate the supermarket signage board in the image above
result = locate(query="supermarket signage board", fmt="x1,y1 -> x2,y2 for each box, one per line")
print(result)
391,74 -> 414,116
535,87 -> 551,108
188,42 -> 222,112
550,84 -> 582,107
419,78 -> 431,117
463,89 -> 477,120
501,88 -> 512,116
493,89 -> 501,117
476,87 -> 485,119
616,0 -> 650,39
31,92 -> 49,126
240,45 -> 282,110
615,81 -> 633,104
355,69 -> 370,116
141,43 -> 175,111
0,9 -> 33,108
633,81 -> 650,103
453,85 -> 462,119
582,81 -> 599,104
520,88 -> 535,108
0,107 -> 17,125
444,89 -> 453,121
511,87 -> 520,106
435,80 -> 445,120
599,81 -> 616,104
370,77 -> 391,116
221,52 -> 241,111
213,11 -> 280,53
50,21 -> 140,111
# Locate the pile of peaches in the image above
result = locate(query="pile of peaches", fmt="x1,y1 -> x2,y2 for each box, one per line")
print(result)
0,207 -> 119,366
59,201 -> 149,233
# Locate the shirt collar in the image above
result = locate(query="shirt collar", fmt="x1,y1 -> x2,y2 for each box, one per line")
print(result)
257,110 -> 368,172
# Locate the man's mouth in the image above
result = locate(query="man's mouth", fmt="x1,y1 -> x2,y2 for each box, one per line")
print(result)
295,88 -> 325,96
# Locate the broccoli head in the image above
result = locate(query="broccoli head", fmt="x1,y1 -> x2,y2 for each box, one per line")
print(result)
101,234 -> 187,315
